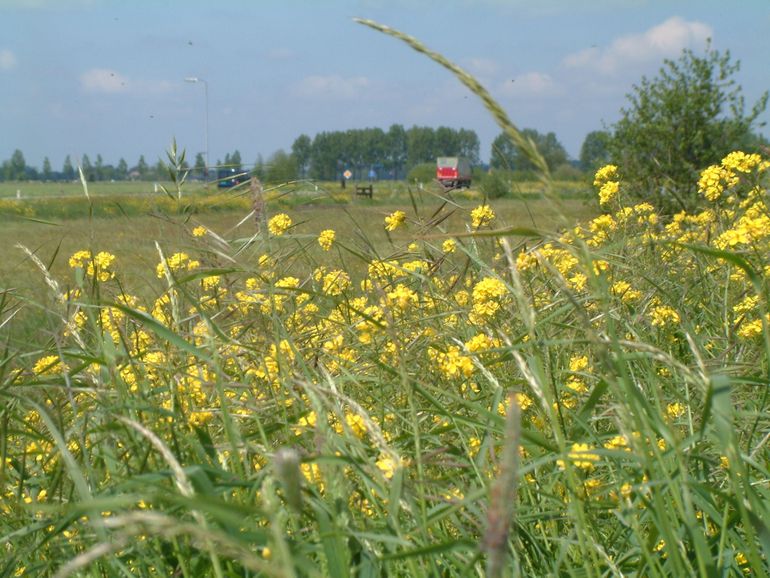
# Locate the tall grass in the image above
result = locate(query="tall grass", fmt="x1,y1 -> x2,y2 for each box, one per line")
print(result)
1,21 -> 769,577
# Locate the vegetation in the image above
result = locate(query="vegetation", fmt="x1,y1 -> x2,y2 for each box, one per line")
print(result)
2,20 -> 770,578
579,130 -> 612,171
610,42 -> 768,211
490,128 -> 568,172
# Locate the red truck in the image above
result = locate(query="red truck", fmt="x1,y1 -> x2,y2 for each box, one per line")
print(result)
436,156 -> 472,189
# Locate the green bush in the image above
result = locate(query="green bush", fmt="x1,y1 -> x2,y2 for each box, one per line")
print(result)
406,162 -> 436,183
480,170 -> 510,198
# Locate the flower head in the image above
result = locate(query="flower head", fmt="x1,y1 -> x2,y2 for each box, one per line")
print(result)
384,210 -> 406,232
470,204 -> 495,228
268,213 -> 293,236
318,229 -> 335,251
557,442 -> 599,471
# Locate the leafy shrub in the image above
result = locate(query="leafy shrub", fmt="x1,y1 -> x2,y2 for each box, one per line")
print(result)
406,162 -> 436,183
480,170 -> 510,198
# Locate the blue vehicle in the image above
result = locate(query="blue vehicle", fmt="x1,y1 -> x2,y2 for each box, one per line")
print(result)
217,167 -> 250,188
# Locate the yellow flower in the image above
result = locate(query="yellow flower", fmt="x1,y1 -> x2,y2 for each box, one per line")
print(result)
156,252 -> 199,278
598,180 -> 620,206
593,164 -> 618,186
470,204 -> 495,228
69,250 -> 116,282
557,442 -> 599,471
318,229 -> 335,251
376,454 -> 404,479
192,225 -> 207,237
603,434 -> 630,451
319,269 -> 351,296
666,401 -> 686,419
33,355 -> 67,376
471,277 -> 508,320
344,412 -> 368,439
698,164 -> 738,202
268,213 -> 292,236
569,355 -> 589,372
721,151 -> 762,173
384,210 -> 406,231
611,280 -> 642,303
442,238 -> 457,253
649,304 -> 680,328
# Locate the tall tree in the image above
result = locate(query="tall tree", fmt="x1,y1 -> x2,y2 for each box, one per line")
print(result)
80,154 -> 93,180
137,155 -> 148,178
579,131 -> 612,171
229,150 -> 242,170
291,134 -> 312,178
117,158 -> 128,180
457,129 -> 481,165
406,126 -> 436,169
490,128 -> 567,172
42,157 -> 53,181
9,149 -> 26,181
610,42 -> 768,210
95,154 -> 104,181
386,124 -> 408,179
266,149 -> 298,183
193,153 -> 205,179
62,155 -> 75,180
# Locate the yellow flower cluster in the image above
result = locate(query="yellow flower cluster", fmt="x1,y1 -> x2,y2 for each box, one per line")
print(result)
69,250 -> 117,282
470,204 -> 495,228
384,210 -> 406,231
593,164 -> 620,206
267,213 -> 292,236
470,277 -> 508,321
442,238 -> 457,253
318,229 -> 335,251
557,442 -> 599,471
156,252 -> 200,278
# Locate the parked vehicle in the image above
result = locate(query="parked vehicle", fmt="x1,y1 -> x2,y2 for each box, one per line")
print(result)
436,156 -> 472,189
217,167 -> 250,188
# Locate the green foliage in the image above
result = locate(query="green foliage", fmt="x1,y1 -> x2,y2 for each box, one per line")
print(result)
291,134 -> 312,178
62,155 -> 75,180
610,42 -> 768,211
266,149 -> 298,183
480,170 -> 510,198
406,162 -> 435,183
490,128 -> 567,172
579,130 -> 612,171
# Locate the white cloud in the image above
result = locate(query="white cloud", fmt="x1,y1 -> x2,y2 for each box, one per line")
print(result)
80,68 -> 129,93
0,49 -> 17,71
293,74 -> 370,100
563,16 -> 712,75
462,57 -> 499,77
499,71 -> 558,97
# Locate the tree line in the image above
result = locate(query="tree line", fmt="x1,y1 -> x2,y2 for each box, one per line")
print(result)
0,151 -> 186,183
4,41 -> 767,214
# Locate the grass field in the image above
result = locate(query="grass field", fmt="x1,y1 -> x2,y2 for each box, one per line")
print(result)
1,190 -> 595,344
2,156 -> 770,575
2,28 -> 769,573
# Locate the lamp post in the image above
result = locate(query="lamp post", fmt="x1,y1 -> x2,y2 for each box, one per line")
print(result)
184,76 -> 209,180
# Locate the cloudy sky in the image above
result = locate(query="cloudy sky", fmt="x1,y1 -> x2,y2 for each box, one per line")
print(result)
1,0 -> 769,170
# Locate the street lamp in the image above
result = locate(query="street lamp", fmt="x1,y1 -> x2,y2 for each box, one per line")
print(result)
184,76 -> 209,180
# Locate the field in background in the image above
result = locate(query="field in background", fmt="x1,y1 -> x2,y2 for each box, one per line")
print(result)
1,191 -> 596,343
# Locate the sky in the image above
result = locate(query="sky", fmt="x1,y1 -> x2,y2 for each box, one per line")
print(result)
1,0 -> 769,171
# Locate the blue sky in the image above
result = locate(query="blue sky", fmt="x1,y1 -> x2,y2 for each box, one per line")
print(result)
1,0 -> 769,170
